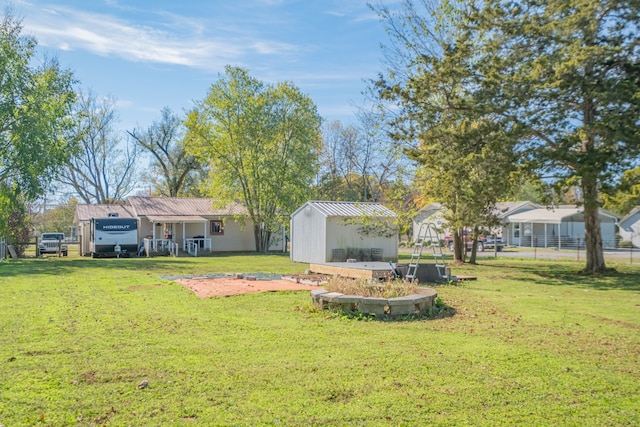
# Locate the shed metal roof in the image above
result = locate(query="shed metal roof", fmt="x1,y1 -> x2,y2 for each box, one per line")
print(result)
295,201 -> 397,218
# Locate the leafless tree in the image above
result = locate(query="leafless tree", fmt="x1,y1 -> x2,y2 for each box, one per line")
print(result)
128,107 -> 201,197
58,91 -> 139,204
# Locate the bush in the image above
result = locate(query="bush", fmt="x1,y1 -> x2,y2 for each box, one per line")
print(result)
0,192 -> 33,257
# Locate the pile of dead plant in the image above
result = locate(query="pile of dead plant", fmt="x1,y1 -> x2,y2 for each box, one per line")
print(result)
324,277 -> 421,298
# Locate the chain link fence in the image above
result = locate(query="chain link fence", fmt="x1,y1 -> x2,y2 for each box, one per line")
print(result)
515,234 -> 618,250
495,233 -> 640,264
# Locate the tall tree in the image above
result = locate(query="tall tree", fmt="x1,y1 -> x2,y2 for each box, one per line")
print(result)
128,107 -> 201,197
0,10 -> 76,200
381,177 -> 419,241
316,120 -> 367,201
356,105 -> 408,203
602,167 -> 640,217
59,91 -> 140,204
0,10 -> 75,251
372,0 -> 517,263
185,66 -> 322,252
469,0 -> 640,273
32,197 -> 77,237
316,111 -> 406,203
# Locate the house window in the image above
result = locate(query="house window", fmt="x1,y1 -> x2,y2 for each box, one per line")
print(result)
210,220 -> 224,235
514,223 -> 520,238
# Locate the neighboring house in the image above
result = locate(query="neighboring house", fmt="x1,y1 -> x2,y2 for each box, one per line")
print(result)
290,201 -> 398,264
618,206 -> 640,248
412,201 -> 618,249
412,203 -> 446,242
504,205 -> 619,249
412,201 -> 539,243
74,197 -> 285,257
495,201 -> 541,245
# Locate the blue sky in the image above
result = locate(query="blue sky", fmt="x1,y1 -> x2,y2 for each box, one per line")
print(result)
8,0 -> 393,132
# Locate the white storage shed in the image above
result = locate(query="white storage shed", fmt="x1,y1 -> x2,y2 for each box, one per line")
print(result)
290,201 -> 398,264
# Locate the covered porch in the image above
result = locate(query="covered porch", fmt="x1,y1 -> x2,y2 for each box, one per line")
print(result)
504,208 -> 618,249
143,215 -> 212,256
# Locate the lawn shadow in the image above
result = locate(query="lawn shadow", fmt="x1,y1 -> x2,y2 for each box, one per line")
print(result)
472,260 -> 640,292
0,257 -> 187,278
0,252 -> 296,279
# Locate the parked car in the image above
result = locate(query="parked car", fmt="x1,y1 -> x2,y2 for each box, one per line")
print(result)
484,236 -> 504,251
442,230 -> 504,252
39,232 -> 68,256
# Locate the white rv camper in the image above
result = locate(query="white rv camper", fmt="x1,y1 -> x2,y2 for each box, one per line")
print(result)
90,217 -> 139,258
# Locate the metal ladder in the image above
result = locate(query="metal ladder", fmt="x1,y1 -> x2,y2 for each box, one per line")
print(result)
405,222 -> 449,283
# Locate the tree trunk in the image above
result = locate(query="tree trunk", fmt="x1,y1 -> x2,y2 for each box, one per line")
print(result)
253,224 -> 271,253
468,226 -> 479,264
253,225 -> 264,252
581,174 -> 607,273
453,228 -> 465,262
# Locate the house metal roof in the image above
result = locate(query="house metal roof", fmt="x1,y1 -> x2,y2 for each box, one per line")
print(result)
145,215 -> 209,223
416,201 -> 539,219
620,206 -> 640,225
127,197 -> 247,217
507,206 -> 618,224
75,197 -> 249,225
417,202 -> 443,213
494,201 -> 540,218
74,204 -> 136,222
294,201 -> 397,218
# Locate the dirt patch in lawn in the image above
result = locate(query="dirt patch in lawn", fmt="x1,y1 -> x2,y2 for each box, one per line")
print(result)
175,275 -> 324,298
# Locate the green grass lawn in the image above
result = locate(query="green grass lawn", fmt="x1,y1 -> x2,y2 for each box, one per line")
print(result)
1,253 -> 638,426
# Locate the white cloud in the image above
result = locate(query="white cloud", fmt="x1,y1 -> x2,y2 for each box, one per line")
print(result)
19,3 -> 298,70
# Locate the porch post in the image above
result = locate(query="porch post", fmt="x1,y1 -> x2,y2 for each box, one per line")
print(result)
151,221 -> 157,254
559,226 -> 562,250
204,221 -> 209,251
544,223 -> 548,248
182,222 -> 186,251
530,223 -> 534,248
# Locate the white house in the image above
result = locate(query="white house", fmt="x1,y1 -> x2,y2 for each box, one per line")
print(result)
618,206 -> 640,248
412,203 -> 446,241
290,201 -> 398,264
504,205 -> 619,249
412,201 -> 539,242
411,201 -> 619,249
495,201 -> 541,245
74,197 -> 285,256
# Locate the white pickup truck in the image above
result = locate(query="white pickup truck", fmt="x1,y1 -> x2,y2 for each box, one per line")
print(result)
39,232 -> 68,256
